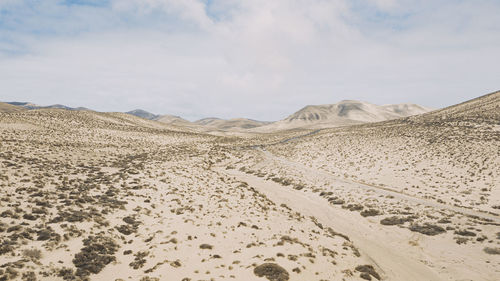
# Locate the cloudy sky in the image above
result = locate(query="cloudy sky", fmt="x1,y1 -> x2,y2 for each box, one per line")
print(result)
0,0 -> 499,121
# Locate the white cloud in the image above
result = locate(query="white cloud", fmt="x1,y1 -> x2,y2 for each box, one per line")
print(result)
0,0 -> 499,120
112,0 -> 214,29
368,0 -> 398,10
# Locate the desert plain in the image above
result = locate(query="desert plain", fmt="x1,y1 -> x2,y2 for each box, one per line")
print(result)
0,91 -> 499,281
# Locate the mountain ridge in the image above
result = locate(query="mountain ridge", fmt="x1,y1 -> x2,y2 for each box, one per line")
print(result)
3,99 -> 434,132
6,102 -> 90,111
0,102 -> 27,113
251,100 -> 433,132
126,109 -> 159,120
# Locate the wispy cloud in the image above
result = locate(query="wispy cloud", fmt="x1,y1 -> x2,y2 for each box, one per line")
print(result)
0,0 -> 499,120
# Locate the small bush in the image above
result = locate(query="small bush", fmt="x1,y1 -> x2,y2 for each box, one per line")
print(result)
254,263 -> 289,281
22,248 -> 42,260
129,251 -> 149,269
355,265 -> 380,280
115,224 -> 137,235
483,247 -> 500,255
380,216 -> 413,226
409,223 -> 446,236
360,209 -> 381,217
343,204 -> 363,211
454,229 -> 476,237
199,244 -> 213,250
73,235 -> 119,277
22,271 -> 36,281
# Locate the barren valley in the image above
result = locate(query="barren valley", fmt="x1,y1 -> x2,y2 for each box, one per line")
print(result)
0,91 -> 499,281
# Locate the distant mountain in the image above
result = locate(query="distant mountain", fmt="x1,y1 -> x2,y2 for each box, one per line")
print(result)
195,117 -> 223,126
252,100 -> 433,132
154,114 -> 192,126
6,102 -> 41,109
194,118 -> 270,131
3,99 -> 435,133
382,103 -> 433,117
154,116 -> 270,131
43,104 -> 90,111
6,102 -> 90,111
126,109 -> 159,120
0,102 -> 27,113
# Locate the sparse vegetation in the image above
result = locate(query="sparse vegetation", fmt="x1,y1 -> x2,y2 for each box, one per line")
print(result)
22,248 -> 42,260
73,235 -> 119,277
380,216 -> 413,226
0,91 -> 498,280
360,208 -> 381,217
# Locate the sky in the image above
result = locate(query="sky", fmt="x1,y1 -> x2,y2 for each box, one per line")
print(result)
0,0 -> 499,121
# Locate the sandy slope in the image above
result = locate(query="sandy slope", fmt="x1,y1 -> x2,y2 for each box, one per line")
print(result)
194,118 -> 271,131
0,102 -> 26,113
266,92 -> 500,214
259,148 -> 499,222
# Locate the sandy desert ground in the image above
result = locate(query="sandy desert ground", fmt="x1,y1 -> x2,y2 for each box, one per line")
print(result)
0,91 -> 499,281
